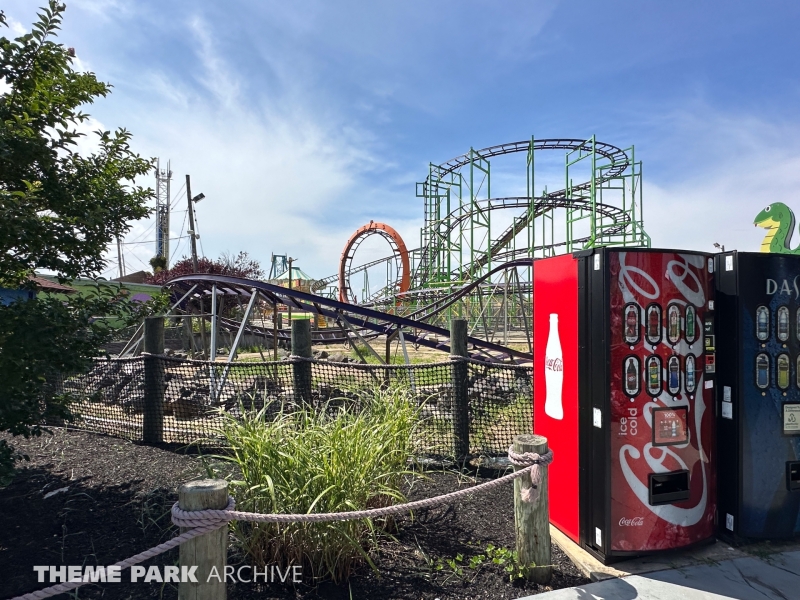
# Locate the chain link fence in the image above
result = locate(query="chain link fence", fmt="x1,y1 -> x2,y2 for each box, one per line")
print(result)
53,356 -> 533,459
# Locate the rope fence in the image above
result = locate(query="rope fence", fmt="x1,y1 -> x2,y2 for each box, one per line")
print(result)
7,448 -> 552,600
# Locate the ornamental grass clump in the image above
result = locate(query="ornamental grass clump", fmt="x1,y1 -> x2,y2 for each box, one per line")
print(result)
215,383 -> 419,583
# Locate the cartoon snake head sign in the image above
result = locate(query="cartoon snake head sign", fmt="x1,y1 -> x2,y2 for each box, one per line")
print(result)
754,203 -> 800,255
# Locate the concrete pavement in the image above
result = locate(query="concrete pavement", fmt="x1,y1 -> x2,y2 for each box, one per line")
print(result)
517,528 -> 800,600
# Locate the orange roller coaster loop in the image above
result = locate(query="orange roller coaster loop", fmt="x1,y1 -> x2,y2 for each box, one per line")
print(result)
338,221 -> 410,304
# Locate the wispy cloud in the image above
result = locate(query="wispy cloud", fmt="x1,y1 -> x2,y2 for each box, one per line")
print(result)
644,107 -> 800,253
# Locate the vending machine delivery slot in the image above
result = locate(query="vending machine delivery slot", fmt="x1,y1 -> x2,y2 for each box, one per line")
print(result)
787,462 -> 800,492
649,471 -> 691,506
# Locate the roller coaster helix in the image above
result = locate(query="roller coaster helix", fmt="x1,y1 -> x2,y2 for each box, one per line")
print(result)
325,136 -> 649,351
159,135 -> 649,364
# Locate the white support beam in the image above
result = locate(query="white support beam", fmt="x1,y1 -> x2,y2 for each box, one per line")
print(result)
216,288 -> 259,399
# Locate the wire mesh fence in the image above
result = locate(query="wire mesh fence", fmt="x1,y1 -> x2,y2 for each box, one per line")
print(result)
52,356 -> 533,459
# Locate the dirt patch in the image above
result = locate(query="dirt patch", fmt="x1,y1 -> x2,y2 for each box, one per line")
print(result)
1,428 -> 587,599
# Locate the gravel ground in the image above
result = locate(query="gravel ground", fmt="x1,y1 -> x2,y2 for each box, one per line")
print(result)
0,428 -> 588,599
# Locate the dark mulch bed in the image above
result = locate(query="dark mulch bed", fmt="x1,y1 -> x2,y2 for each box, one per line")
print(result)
0,428 -> 588,599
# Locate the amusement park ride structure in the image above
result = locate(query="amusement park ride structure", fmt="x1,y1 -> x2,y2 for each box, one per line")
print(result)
158,136 -> 649,364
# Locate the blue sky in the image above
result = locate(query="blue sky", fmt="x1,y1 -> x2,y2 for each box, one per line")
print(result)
5,0 -> 800,279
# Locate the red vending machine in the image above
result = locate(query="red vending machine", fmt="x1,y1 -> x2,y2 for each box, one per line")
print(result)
533,248 -> 716,563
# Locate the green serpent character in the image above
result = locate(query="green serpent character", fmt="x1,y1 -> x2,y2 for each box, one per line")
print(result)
754,202 -> 800,254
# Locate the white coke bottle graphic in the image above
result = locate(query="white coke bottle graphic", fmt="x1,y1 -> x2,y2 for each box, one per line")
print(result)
544,313 -> 564,420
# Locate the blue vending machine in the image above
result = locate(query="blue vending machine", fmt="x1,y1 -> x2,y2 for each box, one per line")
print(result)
715,251 -> 800,541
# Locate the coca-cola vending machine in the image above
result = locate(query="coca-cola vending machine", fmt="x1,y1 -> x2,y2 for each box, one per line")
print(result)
715,251 -> 800,542
533,248 -> 716,563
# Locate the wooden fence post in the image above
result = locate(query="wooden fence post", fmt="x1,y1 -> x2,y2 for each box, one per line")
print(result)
513,433 -> 552,584
178,479 -> 229,600
450,318 -> 469,458
291,318 -> 312,405
143,316 -> 164,443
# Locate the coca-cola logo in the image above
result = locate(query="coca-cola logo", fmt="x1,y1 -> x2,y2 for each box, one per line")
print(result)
545,357 -> 563,372
618,517 -> 645,527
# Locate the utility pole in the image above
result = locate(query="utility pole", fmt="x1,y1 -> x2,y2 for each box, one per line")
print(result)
186,174 -> 199,273
116,236 -> 125,278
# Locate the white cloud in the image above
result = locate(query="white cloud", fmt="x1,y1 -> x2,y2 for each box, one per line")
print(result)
100,15 -> 393,280
643,109 -> 800,254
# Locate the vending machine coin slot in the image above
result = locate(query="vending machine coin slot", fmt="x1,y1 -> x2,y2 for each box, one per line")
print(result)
648,470 -> 691,505
786,462 -> 800,492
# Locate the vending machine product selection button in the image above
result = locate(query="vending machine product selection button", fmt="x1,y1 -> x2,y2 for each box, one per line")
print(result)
646,355 -> 662,396
667,303 -> 681,345
756,353 -> 770,389
796,356 -> 800,389
667,355 -> 681,395
623,355 -> 640,397
756,306 -> 770,341
778,306 -> 790,342
796,308 -> 800,342
777,354 -> 791,390
705,354 -> 716,373
646,303 -> 662,346
685,354 -> 697,393
623,303 -> 640,345
685,305 -> 697,344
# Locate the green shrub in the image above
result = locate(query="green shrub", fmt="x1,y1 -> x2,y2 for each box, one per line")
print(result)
213,383 -> 419,583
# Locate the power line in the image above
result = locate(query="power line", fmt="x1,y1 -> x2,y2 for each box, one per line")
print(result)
170,209 -> 189,263
120,235 -> 189,246
170,182 -> 186,211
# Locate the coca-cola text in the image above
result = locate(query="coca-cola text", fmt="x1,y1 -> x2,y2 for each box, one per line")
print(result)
618,517 -> 645,527
545,357 -> 563,371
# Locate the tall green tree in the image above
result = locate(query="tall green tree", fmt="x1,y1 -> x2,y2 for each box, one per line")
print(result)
0,2 -> 155,480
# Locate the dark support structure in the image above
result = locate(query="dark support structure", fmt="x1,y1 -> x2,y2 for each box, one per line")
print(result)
291,318 -> 312,405
450,318 -> 470,458
143,317 -> 165,443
